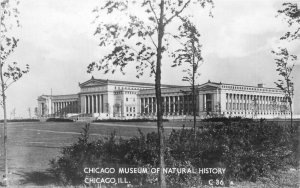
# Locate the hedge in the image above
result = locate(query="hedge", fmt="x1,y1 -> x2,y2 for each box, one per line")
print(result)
49,121 -> 299,187
46,118 -> 74,122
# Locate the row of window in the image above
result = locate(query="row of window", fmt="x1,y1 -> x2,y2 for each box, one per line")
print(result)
126,97 -> 136,102
115,91 -> 137,95
226,102 -> 288,111
114,86 -> 150,90
226,94 -> 285,101
222,85 -> 279,93
126,106 -> 136,113
226,111 -> 291,115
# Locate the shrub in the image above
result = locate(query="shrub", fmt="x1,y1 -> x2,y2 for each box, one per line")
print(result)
93,118 -> 169,122
49,121 -> 299,186
202,116 -> 254,123
0,118 -> 40,122
46,118 -> 73,122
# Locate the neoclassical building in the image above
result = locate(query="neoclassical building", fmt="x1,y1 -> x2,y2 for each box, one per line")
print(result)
37,77 -> 292,119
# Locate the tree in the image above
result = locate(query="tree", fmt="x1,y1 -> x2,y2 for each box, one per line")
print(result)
277,2 -> 299,41
0,0 -> 29,186
88,1 -> 213,187
171,18 -> 203,138
272,2 -> 299,124
272,47 -> 296,124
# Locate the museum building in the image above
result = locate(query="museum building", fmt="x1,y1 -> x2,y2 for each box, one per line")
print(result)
37,77 -> 291,119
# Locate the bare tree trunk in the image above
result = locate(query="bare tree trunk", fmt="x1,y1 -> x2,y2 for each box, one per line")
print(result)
156,1 -> 166,187
0,64 -> 8,187
192,41 -> 196,139
192,80 -> 196,138
289,101 -> 293,127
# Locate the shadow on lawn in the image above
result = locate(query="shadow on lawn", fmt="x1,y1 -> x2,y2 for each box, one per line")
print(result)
19,171 -> 58,186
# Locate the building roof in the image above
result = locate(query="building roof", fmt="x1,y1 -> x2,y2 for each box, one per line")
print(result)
198,81 -> 283,93
38,94 -> 78,101
79,76 -> 184,88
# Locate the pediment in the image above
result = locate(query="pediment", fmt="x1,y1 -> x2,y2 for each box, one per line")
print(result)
80,79 -> 108,88
198,83 -> 221,91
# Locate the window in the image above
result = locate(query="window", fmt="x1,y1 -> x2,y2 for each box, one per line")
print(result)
126,98 -> 128,101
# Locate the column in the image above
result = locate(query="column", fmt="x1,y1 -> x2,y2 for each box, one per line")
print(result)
165,96 -> 169,115
100,94 -> 103,113
60,102 -> 63,114
175,96 -> 178,115
151,97 -> 155,114
66,102 -> 68,114
96,95 -> 99,113
85,96 -> 88,114
164,97 -> 167,115
230,94 -> 233,113
141,98 -> 144,115
237,94 -> 240,112
145,97 -> 149,115
89,95 -> 92,113
61,102 -> 66,115
94,95 -> 97,113
203,94 -> 206,112
68,102 -> 71,113
149,97 -> 152,114
53,102 -> 56,115
182,95 -> 185,115
70,101 -> 73,113
263,96 -> 266,114
172,96 -> 176,115
153,97 -> 156,114
168,96 -> 171,115
61,102 -> 63,115
91,96 -> 94,113
87,95 -> 90,114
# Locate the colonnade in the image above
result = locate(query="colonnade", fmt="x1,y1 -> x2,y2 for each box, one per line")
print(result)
225,93 -> 289,115
53,101 -> 78,115
140,95 -> 194,116
84,94 -> 104,114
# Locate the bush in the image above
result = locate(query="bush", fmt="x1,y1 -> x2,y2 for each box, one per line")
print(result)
202,116 -> 254,123
46,118 -> 73,122
0,118 -> 40,122
49,121 -> 299,186
93,118 -> 169,122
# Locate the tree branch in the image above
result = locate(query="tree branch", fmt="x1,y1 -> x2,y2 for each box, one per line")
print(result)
146,0 -> 159,24
164,0 -> 191,26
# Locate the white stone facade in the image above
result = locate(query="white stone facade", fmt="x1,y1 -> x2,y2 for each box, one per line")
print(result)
37,78 -> 291,119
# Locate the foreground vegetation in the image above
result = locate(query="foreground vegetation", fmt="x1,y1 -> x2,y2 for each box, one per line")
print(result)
48,118 -> 299,187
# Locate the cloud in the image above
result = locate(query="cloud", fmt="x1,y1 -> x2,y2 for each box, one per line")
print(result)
2,0 -> 300,118
202,0 -> 289,58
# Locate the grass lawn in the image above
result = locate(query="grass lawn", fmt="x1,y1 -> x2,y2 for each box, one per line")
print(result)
0,120 -> 299,187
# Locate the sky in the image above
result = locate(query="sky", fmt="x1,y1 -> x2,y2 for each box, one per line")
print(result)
2,0 -> 300,118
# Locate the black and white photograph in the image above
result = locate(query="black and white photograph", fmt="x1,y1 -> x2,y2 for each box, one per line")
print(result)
0,0 -> 299,187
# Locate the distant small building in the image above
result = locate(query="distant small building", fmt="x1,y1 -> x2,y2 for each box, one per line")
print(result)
37,77 -> 292,119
